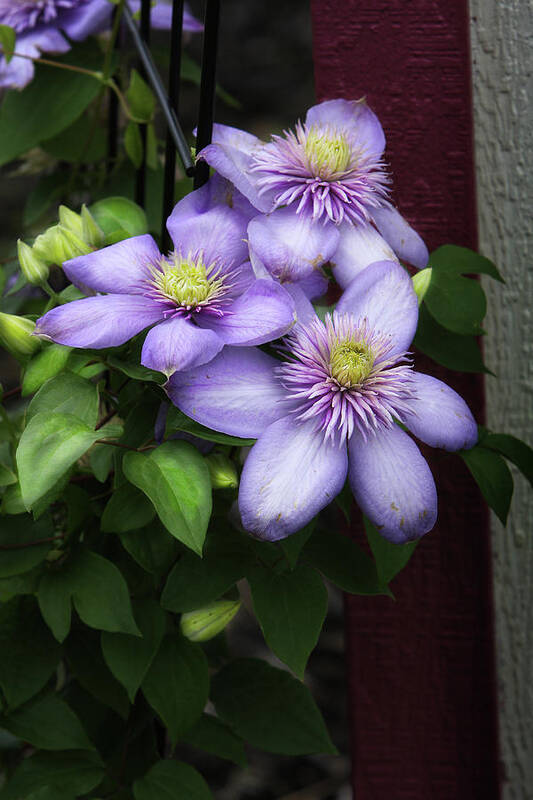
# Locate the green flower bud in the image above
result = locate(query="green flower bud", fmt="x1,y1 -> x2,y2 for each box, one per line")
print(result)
81,205 -> 105,248
180,599 -> 241,643
0,313 -> 41,359
206,453 -> 239,490
58,205 -> 84,238
412,268 -> 432,305
33,224 -> 91,266
17,239 -> 49,286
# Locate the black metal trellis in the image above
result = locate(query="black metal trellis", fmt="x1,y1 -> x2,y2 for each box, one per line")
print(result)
113,0 -> 220,246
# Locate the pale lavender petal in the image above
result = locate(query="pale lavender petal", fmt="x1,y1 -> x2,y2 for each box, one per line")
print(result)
130,1 -> 203,32
0,27 -> 69,89
198,280 -> 295,345
198,124 -> 272,213
239,416 -> 348,541
247,207 -> 339,282
60,0 -> 110,39
305,99 -> 386,158
63,234 -> 161,295
336,260 -> 418,356
295,271 -> 329,300
141,315 -> 223,376
35,295 -> 163,349
402,372 -> 478,451
331,221 -> 398,289
348,425 -> 437,544
284,284 -> 318,325
166,347 -> 286,438
168,173 -> 256,224
372,205 -> 429,269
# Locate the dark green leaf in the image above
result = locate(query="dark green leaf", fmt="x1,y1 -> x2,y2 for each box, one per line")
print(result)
0,597 -> 61,710
41,113 -> 106,163
26,371 -> 99,426
413,305 -> 489,373
1,693 -> 94,751
460,445 -> 514,525
0,751 -> 104,800
0,25 -> 15,63
89,444 -> 114,483
65,630 -> 130,719
249,565 -> 327,677
0,515 -> 54,577
363,516 -> 417,585
279,521 -> 315,569
303,527 -> 385,595
24,173 -> 69,226
127,69 -> 156,121
107,355 -> 165,383
425,271 -> 486,335
123,441 -> 212,555
22,345 -> 72,397
101,598 -> 167,702
101,482 -> 156,533
133,760 -> 212,800
90,197 -> 148,240
16,413 -> 98,509
165,407 -> 255,446
212,659 -> 336,755
0,569 -> 41,602
183,713 -> 247,766
429,244 -> 504,282
0,462 -> 17,487
480,432 -> 533,488
142,634 -> 209,745
120,520 -> 181,576
125,122 -> 144,169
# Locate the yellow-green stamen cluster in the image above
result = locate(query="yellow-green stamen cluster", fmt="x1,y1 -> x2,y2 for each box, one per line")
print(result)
329,340 -> 375,387
305,125 -> 351,178
152,253 -> 226,309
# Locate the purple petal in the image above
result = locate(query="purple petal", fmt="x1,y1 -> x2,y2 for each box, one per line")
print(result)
295,271 -> 329,300
247,207 -> 339,283
348,425 -> 437,543
141,316 -> 224,376
198,124 -> 272,213
239,416 -> 348,541
35,295 -> 162,349
0,27 -> 69,89
63,235 -> 161,295
402,372 -> 478,451
60,0 -> 110,39
198,279 -> 295,346
305,99 -> 386,158
166,347 -> 286,438
336,260 -> 418,356
372,205 -> 429,269
331,221 -> 398,289
127,1 -> 202,31
284,284 -> 318,325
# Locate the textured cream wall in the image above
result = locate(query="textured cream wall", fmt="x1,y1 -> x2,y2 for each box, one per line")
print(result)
469,2 -> 533,797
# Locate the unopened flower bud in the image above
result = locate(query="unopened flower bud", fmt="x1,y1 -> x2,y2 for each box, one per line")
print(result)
180,599 -> 241,643
17,239 -> 49,286
0,313 -> 41,359
33,224 -> 91,266
58,205 -> 84,238
206,453 -> 239,490
412,268 -> 432,305
81,205 -> 105,248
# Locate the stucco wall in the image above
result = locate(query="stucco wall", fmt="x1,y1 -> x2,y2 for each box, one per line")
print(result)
469,2 -> 533,797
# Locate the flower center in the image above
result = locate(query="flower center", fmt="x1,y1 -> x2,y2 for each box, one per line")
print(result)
329,339 -> 375,387
304,126 -> 351,178
150,252 -> 228,311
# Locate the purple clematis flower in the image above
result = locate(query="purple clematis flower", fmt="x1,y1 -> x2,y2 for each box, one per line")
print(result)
198,99 -> 429,292
0,0 -> 202,90
34,177 -> 296,376
166,260 -> 477,544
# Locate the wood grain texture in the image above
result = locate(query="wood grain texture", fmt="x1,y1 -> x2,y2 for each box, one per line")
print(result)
311,1 -> 501,797
469,2 -> 533,798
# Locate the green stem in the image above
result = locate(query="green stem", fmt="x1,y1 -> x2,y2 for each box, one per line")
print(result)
10,51 -> 102,79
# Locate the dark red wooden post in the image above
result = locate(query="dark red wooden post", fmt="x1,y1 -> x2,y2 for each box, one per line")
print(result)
311,2 -> 501,797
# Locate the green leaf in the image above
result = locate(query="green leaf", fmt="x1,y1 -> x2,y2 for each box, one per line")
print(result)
165,407 -> 255,446
24,172 -> 69,226
0,25 -> 15,63
363,516 -> 417,585
22,345 -> 73,396
249,565 -> 327,677
0,751 -> 104,800
26,371 -> 99,426
0,597 -> 61,710
480,432 -> 533,488
0,462 -> 17,486
279,520 -> 315,569
0,514 -> 54,577
107,355 -> 165,383
0,569 -> 41,602
41,113 -> 106,164
16,413 -> 99,509
183,713 -> 247,766
1,693 -> 94,751
89,444 -> 114,483
460,445 -> 514,525
123,441 -> 212,555
38,550 -> 140,641
0,60 -> 101,167
65,630 -> 130,719
119,520 -> 181,576
303,527 -> 385,595
101,598 -> 166,702
161,527 -> 252,613
425,271 -> 487,335
90,196 -> 148,241
101,482 -> 156,533
413,304 -> 489,373
127,69 -> 156,122
133,760 -> 212,800
125,121 -> 144,169
429,244 -> 504,282
142,634 -> 209,745
212,658 -> 336,755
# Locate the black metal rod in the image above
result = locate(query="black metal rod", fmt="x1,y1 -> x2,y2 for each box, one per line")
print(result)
123,4 -> 195,178
134,0 -> 151,206
106,6 -> 120,174
194,0 -> 221,189
162,0 -> 185,249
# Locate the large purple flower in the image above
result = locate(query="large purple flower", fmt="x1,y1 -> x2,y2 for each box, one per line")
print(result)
34,177 -> 295,376
198,99 -> 429,292
0,1 -> 202,90
167,260 -> 477,544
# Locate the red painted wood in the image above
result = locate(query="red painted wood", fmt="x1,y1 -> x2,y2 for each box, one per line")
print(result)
310,1 -> 501,797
